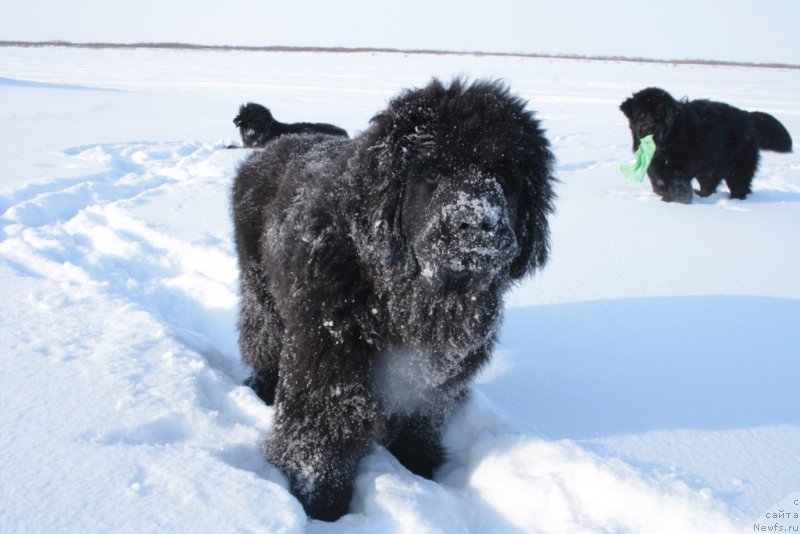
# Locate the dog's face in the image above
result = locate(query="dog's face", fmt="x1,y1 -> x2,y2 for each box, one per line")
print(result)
233,103 -> 274,147
361,79 -> 556,293
401,161 -> 520,290
620,87 -> 677,148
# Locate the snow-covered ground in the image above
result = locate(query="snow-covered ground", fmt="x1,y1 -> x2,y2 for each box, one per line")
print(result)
1,46 -> 799,533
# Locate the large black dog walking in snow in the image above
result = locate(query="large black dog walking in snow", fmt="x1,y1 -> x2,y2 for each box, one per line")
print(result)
620,87 -> 792,203
232,79 -> 556,520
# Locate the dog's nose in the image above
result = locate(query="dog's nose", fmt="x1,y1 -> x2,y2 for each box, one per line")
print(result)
452,207 -> 499,234
447,179 -> 506,234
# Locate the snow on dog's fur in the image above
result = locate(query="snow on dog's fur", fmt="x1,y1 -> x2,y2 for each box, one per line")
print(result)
231,78 -> 556,520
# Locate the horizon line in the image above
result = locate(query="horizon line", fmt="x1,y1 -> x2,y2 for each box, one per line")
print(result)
2,40 -> 799,70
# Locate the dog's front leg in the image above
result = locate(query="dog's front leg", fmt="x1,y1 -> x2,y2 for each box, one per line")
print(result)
264,340 -> 377,521
650,167 -> 692,204
648,160 -> 692,204
385,410 -> 446,478
661,176 -> 693,204
646,168 -> 667,197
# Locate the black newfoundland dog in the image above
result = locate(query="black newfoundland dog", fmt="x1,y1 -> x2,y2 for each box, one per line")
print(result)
233,102 -> 348,148
620,87 -> 793,203
232,78 -> 556,520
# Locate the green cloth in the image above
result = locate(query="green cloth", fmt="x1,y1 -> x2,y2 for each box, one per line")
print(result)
620,135 -> 656,183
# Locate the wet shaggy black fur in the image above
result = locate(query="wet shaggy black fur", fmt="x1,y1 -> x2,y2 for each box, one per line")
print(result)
233,102 -> 348,148
232,78 -> 556,520
620,87 -> 793,203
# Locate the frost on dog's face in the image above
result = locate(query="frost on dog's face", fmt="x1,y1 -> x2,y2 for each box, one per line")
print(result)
402,163 -> 520,288
358,79 -> 555,287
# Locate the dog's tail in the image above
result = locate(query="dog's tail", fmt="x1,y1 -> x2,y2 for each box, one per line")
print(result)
751,111 -> 793,152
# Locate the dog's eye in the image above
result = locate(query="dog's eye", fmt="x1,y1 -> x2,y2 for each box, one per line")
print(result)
423,169 -> 441,184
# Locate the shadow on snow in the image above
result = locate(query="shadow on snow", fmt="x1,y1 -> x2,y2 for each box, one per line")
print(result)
485,296 -> 800,439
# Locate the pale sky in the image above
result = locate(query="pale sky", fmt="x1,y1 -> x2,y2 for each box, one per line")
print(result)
2,0 -> 798,64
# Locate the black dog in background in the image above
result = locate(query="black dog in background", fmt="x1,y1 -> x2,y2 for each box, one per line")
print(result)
232,79 -> 555,520
233,102 -> 348,147
620,87 -> 792,203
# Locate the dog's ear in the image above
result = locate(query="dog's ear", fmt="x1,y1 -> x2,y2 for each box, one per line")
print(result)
647,91 -> 677,128
509,136 -> 556,280
620,98 -> 634,118
354,83 -> 448,267
347,118 -> 410,269
654,98 -> 668,121
370,138 -> 409,267
659,98 -> 677,129
258,112 -> 275,134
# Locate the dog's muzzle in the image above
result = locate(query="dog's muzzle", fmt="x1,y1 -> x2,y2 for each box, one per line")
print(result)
416,177 -> 518,279
242,128 -> 269,148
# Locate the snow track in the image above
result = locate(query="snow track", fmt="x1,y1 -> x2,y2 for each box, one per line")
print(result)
0,140 -> 300,531
1,141 -> 239,355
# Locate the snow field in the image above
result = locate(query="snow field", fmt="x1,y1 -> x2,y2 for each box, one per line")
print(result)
1,46 -> 799,532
